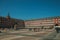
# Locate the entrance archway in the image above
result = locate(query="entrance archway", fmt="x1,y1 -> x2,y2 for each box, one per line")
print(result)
55,24 -> 58,26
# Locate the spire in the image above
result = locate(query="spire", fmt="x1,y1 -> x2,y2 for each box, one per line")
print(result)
6,12 -> 10,19
7,12 -> 10,18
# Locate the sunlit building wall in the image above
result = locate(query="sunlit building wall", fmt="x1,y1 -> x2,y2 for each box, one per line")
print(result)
25,16 -> 60,28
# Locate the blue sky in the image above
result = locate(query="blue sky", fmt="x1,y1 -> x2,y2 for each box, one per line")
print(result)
0,0 -> 60,20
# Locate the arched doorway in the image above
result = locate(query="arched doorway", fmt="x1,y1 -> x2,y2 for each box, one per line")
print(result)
55,24 -> 59,33
55,24 -> 58,26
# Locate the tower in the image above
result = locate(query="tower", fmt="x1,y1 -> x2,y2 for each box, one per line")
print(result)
54,17 -> 59,26
6,12 -> 10,19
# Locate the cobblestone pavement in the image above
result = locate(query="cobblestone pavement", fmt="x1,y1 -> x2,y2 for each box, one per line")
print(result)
0,29 -> 60,40
42,30 -> 60,40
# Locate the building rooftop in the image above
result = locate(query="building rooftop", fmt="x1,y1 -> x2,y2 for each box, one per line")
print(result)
25,16 -> 60,21
0,16 -> 24,21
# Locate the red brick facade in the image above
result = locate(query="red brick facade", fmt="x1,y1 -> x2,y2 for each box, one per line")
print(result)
0,16 -> 25,29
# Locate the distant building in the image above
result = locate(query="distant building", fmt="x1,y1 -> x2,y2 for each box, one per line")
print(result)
0,13 -> 60,32
0,13 -> 25,29
25,16 -> 60,31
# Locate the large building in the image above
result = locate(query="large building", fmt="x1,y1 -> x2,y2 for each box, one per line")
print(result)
0,13 -> 60,32
0,13 -> 25,30
25,16 -> 60,32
